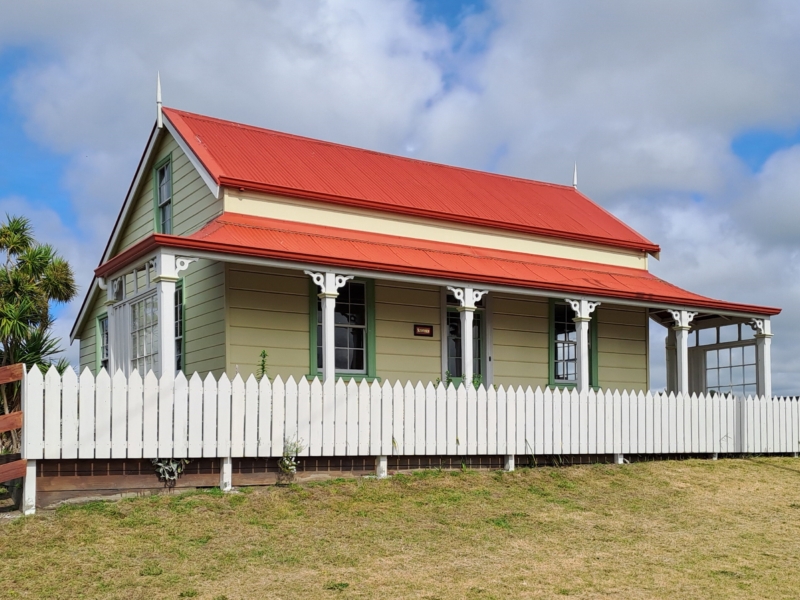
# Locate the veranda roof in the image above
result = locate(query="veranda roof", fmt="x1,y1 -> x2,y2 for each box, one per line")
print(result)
97,212 -> 780,317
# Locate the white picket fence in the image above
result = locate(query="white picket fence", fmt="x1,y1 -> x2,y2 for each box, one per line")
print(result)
21,366 -> 800,460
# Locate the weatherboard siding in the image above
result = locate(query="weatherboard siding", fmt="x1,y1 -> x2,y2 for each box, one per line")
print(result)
596,305 -> 649,392
78,292 -> 107,374
183,259 -> 226,377
225,264 -> 310,380
113,132 -> 221,256
375,281 -> 441,384
491,294 -> 549,388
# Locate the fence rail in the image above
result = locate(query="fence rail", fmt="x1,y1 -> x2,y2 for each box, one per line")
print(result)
22,366 -> 800,460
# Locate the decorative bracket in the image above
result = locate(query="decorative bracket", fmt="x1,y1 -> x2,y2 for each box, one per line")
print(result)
305,270 -> 354,297
668,309 -> 698,330
749,318 -> 772,337
447,286 -> 488,310
565,299 -> 600,321
175,257 -> 198,275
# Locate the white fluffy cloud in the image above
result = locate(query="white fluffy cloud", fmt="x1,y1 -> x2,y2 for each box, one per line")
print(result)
1,0 -> 799,392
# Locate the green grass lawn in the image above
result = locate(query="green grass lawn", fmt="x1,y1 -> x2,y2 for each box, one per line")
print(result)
2,457 -> 800,599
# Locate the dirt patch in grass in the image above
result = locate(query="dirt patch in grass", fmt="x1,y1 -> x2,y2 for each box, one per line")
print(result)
2,457 -> 800,598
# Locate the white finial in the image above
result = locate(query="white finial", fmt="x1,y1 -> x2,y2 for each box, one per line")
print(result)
156,72 -> 163,129
573,162 -> 578,189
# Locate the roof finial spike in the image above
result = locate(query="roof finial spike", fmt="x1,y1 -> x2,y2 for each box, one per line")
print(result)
572,162 -> 578,189
156,72 -> 163,129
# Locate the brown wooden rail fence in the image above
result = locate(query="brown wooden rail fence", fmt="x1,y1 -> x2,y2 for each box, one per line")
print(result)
0,364 -> 28,512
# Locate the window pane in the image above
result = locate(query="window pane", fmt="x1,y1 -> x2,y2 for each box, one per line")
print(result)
719,369 -> 730,386
349,327 -> 364,349
732,367 -> 744,385
335,348 -> 348,370
744,344 -> 756,364
731,346 -> 743,367
719,325 -> 738,343
349,305 -> 366,326
744,364 -> 756,385
334,326 -> 348,347
349,349 -> 364,370
349,283 -> 365,304
706,369 -> 718,388
334,306 -> 350,325
718,349 -> 730,368
706,350 -> 717,369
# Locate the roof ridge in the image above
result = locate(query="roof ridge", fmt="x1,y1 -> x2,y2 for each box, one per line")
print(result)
163,106 -> 578,193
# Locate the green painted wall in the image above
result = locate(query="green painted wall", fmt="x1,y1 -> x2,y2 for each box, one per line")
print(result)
183,259 -> 226,377
374,280 -> 441,384
226,264 -> 310,380
78,292 -> 106,374
596,305 -> 649,392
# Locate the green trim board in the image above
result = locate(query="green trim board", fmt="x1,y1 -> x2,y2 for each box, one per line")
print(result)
95,312 -> 108,374
548,298 -> 598,389
152,154 -> 173,234
308,277 -> 376,379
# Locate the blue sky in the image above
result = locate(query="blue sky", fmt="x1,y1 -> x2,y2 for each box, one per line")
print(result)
1,1 -> 799,393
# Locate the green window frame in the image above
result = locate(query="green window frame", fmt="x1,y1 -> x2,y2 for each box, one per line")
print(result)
444,299 -> 486,386
153,154 -> 173,234
96,312 -> 109,374
308,278 -> 376,381
175,279 -> 185,373
548,299 -> 598,389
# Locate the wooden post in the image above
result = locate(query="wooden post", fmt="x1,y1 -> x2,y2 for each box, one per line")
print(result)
504,454 -> 515,472
751,318 -> 772,399
22,460 -> 36,515
446,287 -> 487,385
305,271 -> 353,384
219,456 -> 232,491
669,310 -> 697,394
566,299 -> 600,393
375,455 -> 388,478
614,453 -> 624,465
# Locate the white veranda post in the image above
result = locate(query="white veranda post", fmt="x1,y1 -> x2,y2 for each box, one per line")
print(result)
305,271 -> 354,384
155,252 -> 197,377
447,286 -> 488,385
750,318 -> 772,398
669,309 -> 697,394
566,299 -> 600,392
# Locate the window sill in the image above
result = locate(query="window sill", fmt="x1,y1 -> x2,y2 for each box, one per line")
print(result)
305,374 -> 381,383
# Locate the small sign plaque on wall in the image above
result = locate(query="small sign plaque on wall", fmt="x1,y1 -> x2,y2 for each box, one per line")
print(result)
414,324 -> 434,337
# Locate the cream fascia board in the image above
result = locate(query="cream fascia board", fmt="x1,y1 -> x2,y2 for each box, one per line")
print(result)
182,248 -> 770,321
162,117 -> 221,200
223,190 -> 649,270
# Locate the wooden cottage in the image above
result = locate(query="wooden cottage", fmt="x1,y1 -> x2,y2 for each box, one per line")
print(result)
70,106 -> 780,399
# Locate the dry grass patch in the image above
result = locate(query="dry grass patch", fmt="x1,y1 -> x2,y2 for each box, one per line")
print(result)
2,458 -> 800,598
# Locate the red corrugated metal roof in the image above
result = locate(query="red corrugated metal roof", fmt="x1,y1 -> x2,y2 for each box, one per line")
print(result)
97,212 -> 778,316
162,107 -> 660,254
